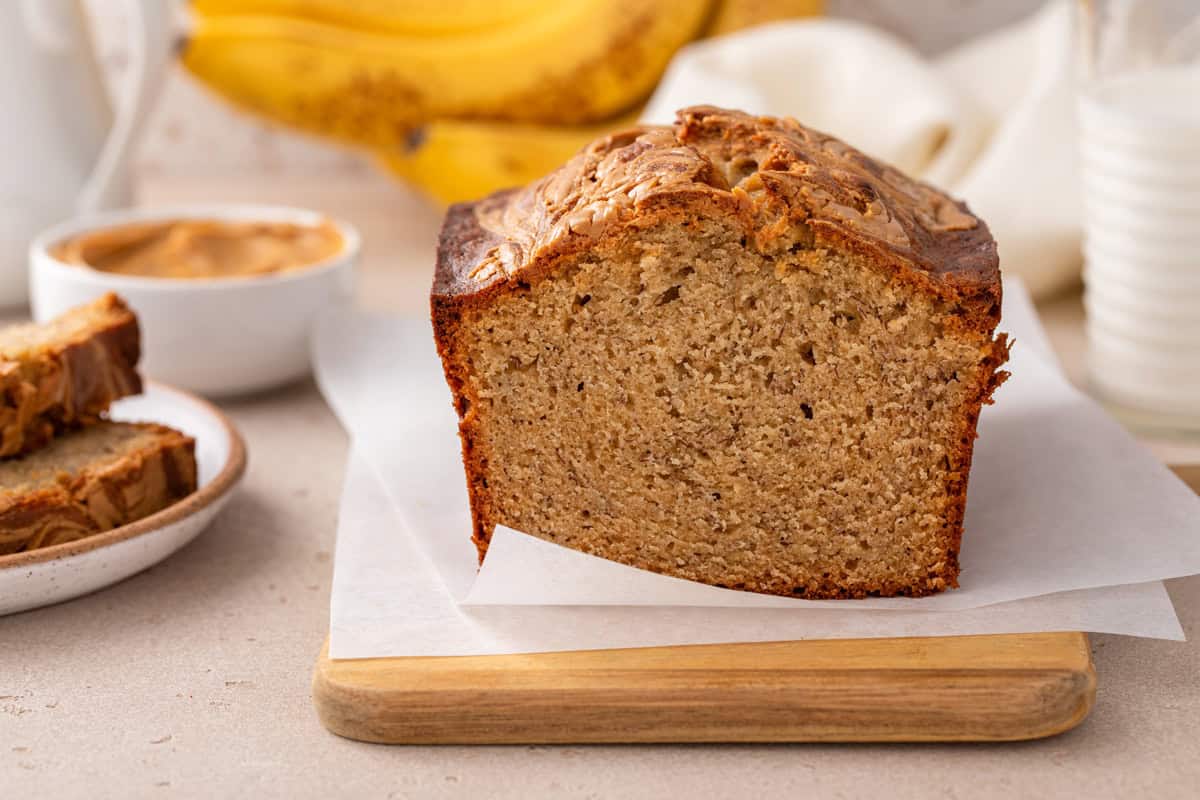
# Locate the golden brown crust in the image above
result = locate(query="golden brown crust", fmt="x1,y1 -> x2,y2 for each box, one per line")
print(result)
923,332 -> 1011,597
435,107 -> 998,308
0,294 -> 142,458
430,285 -> 495,559
432,106 -> 1008,599
0,423 -> 196,555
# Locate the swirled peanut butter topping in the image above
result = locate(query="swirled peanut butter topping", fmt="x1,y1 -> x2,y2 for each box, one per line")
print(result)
53,219 -> 343,280
0,294 -> 141,458
467,106 -> 989,287
0,422 -> 195,555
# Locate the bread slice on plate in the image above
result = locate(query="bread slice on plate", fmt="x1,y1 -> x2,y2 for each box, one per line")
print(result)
431,106 -> 1009,599
0,293 -> 142,458
0,421 -> 197,555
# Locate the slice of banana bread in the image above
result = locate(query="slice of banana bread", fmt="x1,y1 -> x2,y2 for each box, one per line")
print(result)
432,106 -> 1009,598
0,421 -> 196,555
0,293 -> 142,457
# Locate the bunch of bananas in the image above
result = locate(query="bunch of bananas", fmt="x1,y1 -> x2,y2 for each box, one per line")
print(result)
185,0 -> 822,203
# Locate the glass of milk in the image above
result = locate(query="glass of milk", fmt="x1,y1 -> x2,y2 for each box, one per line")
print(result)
1076,0 -> 1200,430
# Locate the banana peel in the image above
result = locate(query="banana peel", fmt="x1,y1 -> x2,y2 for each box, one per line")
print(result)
379,114 -> 641,205
704,0 -> 822,36
379,0 -> 824,203
191,0 -> 553,36
183,0 -> 712,150
184,0 -> 823,203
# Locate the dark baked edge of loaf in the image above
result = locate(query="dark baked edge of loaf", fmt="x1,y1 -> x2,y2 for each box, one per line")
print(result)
0,422 -> 196,555
432,196 -> 1009,599
434,106 -> 1004,300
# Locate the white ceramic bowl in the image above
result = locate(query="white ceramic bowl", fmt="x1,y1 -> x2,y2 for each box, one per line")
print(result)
1082,175 -> 1200,218
29,204 -> 359,397
1084,251 -> 1200,293
1091,368 -> 1200,418
1087,322 -> 1200,363
1089,343 -> 1200,402
1084,278 -> 1200,321
1085,225 -> 1200,265
1079,69 -> 1200,148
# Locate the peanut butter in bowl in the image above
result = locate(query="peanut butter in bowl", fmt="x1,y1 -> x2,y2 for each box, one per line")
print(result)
52,218 -> 345,280
31,204 -> 360,396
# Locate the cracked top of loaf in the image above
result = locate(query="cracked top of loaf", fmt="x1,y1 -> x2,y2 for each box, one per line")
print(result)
434,106 -> 999,302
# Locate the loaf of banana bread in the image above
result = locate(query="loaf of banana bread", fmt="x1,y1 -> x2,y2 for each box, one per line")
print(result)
432,106 -> 1009,598
0,421 -> 196,555
0,293 -> 141,457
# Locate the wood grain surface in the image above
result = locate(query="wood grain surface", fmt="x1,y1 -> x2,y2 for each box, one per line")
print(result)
313,632 -> 1096,744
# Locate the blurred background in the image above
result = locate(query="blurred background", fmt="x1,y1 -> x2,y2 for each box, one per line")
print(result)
63,0 -> 1072,321
89,1 -> 1046,180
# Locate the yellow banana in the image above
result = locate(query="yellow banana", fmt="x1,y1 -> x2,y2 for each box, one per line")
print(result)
185,0 -> 823,203
379,113 -> 641,205
183,1 -> 713,150
378,0 -> 825,203
704,0 -> 823,36
191,0 -> 551,36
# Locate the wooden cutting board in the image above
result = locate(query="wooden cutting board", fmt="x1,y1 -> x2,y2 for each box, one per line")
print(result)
312,431 -> 1196,745
312,466 -> 1196,744
313,632 -> 1095,744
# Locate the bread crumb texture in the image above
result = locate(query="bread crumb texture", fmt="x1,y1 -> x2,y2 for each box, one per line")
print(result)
433,107 -> 1008,598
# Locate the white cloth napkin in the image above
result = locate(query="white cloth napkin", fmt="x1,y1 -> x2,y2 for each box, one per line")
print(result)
642,1 -> 1081,298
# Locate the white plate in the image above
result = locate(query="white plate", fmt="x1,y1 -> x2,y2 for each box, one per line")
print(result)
0,382 -> 247,615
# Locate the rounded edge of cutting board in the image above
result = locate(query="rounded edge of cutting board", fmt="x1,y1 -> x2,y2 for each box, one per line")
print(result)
311,632 -> 1096,744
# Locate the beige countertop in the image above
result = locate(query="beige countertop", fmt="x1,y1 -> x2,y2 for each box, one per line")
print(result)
3,175 -> 1198,799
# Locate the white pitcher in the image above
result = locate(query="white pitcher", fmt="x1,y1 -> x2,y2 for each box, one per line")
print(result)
0,0 -> 175,307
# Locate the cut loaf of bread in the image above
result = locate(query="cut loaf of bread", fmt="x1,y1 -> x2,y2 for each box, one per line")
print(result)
0,293 -> 142,457
0,421 -> 196,555
432,107 -> 1009,598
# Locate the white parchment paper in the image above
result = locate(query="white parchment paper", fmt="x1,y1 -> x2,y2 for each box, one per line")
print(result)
315,281 -> 1194,658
